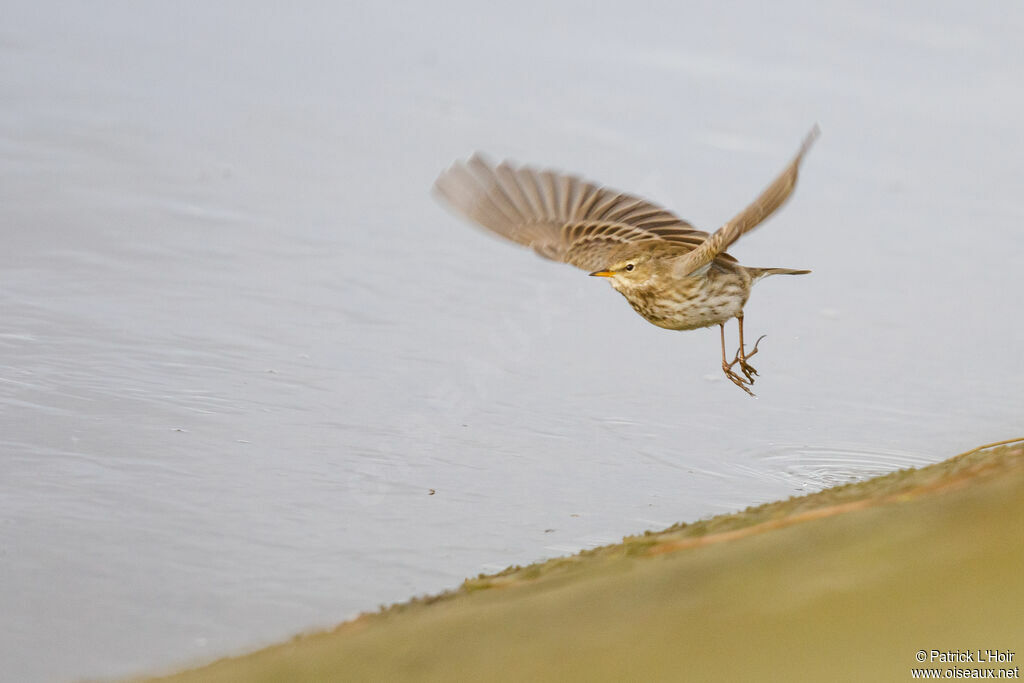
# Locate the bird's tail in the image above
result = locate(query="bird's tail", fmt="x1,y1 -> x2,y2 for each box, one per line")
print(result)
748,267 -> 811,280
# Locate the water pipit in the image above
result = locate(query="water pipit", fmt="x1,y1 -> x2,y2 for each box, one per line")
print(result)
434,127 -> 818,395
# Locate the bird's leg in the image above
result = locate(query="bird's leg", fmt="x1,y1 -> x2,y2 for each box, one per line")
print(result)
732,313 -> 765,383
720,323 -> 755,396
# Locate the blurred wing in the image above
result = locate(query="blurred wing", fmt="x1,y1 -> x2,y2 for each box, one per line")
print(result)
433,154 -> 709,272
672,126 -> 819,277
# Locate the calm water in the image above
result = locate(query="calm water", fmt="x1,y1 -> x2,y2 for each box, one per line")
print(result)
2,2 -> 1023,680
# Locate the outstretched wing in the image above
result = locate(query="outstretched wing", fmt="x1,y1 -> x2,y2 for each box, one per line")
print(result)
433,155 -> 709,272
672,126 -> 820,277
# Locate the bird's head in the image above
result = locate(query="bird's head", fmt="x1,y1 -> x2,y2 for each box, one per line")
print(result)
588,250 -> 660,290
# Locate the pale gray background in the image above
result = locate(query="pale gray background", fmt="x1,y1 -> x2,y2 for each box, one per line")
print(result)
2,1 -> 1022,680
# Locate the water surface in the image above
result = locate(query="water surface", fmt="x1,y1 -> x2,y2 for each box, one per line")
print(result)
2,2 -> 1023,680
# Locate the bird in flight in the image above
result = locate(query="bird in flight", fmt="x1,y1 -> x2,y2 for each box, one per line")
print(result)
433,127 -> 818,395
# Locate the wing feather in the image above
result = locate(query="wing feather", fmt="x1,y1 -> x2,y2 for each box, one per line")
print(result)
672,126 -> 819,277
434,155 -> 707,272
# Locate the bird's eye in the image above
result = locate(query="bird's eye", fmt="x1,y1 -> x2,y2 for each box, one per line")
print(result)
624,264 -> 635,272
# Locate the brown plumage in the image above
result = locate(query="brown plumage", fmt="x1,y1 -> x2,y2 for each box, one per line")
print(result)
433,127 -> 818,395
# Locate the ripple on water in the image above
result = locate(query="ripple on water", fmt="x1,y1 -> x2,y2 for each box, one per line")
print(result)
736,444 -> 938,492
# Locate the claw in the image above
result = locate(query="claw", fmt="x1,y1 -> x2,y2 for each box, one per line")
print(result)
722,333 -> 767,390
718,321 -> 761,397
741,336 -> 766,381
728,334 -> 766,382
747,334 -> 767,358
739,361 -> 757,383
722,362 -> 756,396
728,349 -> 757,383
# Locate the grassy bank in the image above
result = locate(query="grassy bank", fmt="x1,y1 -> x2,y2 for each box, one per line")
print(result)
147,440 -> 1024,682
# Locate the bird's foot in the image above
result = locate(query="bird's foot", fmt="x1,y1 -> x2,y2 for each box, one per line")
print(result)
721,361 -> 756,397
722,335 -> 766,393
729,334 -> 766,383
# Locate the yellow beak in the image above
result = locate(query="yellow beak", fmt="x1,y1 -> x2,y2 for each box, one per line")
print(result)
589,270 -> 614,278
